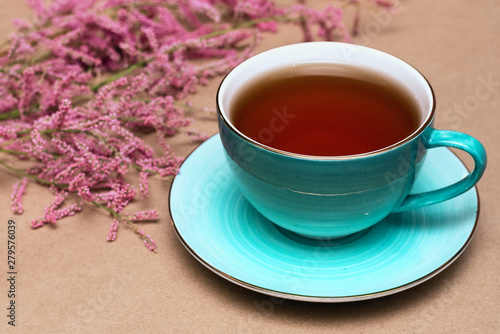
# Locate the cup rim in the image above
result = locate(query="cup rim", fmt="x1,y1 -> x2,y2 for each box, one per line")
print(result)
216,42 -> 436,160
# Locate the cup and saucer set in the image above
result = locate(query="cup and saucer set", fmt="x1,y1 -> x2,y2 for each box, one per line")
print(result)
169,43 -> 487,302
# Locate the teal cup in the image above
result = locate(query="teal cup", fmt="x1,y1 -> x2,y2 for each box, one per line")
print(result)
216,42 -> 487,239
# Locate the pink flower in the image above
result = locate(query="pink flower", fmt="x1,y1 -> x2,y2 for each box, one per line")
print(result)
107,218 -> 119,241
1,0 -> 391,251
11,177 -> 28,214
31,187 -> 83,228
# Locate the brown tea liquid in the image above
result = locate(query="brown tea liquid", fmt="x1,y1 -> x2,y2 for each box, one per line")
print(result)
230,64 -> 421,156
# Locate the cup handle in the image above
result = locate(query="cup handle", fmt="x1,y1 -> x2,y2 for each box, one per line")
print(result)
394,128 -> 487,212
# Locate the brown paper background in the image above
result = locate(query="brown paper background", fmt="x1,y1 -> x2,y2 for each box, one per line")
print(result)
0,0 -> 499,333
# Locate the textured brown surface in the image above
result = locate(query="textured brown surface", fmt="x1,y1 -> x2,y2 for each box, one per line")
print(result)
0,1 -> 499,333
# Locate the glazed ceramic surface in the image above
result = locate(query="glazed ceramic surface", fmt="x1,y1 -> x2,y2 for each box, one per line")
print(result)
169,135 -> 479,302
216,42 -> 486,238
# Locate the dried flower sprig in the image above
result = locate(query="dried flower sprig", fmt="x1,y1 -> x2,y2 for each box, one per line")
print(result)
1,0 -> 394,251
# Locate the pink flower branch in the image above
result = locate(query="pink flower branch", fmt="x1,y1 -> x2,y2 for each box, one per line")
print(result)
0,0 -> 396,251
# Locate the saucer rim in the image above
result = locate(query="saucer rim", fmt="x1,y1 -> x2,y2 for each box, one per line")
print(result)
169,134 -> 479,303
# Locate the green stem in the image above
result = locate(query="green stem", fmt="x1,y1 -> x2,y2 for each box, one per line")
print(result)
0,147 -> 28,155
31,51 -> 52,65
92,200 -> 157,251
0,129 -> 93,150
15,128 -> 92,136
0,160 -> 69,188
0,109 -> 21,121
201,16 -> 291,40
91,61 -> 146,92
92,201 -> 119,218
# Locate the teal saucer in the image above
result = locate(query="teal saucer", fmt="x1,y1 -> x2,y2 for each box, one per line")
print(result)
169,135 -> 479,302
